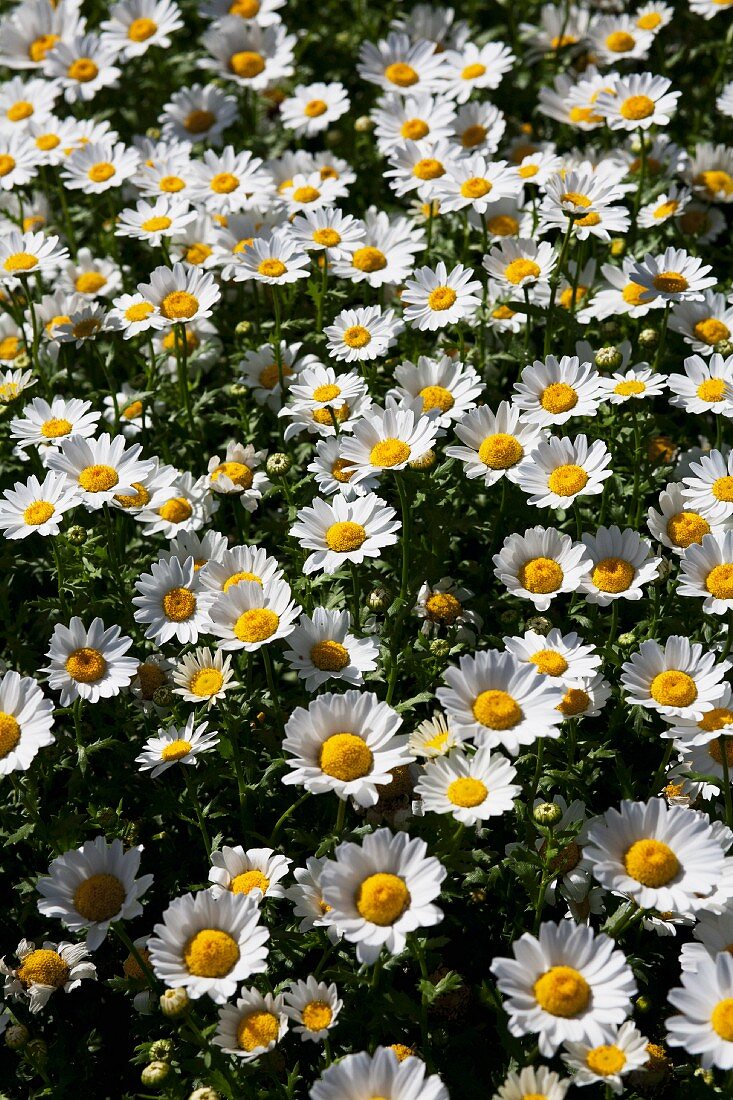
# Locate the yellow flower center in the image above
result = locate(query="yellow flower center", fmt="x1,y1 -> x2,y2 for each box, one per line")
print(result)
302,1001 -> 333,1030
65,646 -> 107,683
159,174 -> 185,192
136,662 -> 166,699
160,290 -> 199,320
695,169 -> 733,198
223,570 -> 262,592
586,1045 -> 627,1076
17,948 -> 70,988
73,873 -> 125,921
401,118 -> 429,140
304,98 -> 327,117
488,216 -> 520,240
313,383 -> 341,403
230,50 -> 265,78
188,668 -> 225,697
292,185 -> 321,203
313,402 -> 349,425
78,464 -> 119,493
652,271 -> 688,294
331,458 -> 355,483
461,62 -> 486,80
183,929 -> 239,977
236,1010 -> 279,1051
547,463 -> 588,496
412,158 -> 444,181
310,640 -> 350,671
320,732 -> 373,780
0,335 -> 19,359
3,252 -> 38,273
355,872 -> 411,924
706,564 -> 733,599
185,109 -> 216,134
569,105 -> 600,125
140,215 -> 172,233
88,162 -> 117,187
342,324 -> 371,348
258,258 -> 287,278
75,271 -> 107,294
472,689 -> 522,729
128,17 -> 157,41
461,123 -> 486,148
458,176 -> 491,200
0,712 -> 21,758
592,556 -> 635,593
125,302 -> 155,323
325,520 -> 367,552
620,94 -> 655,120
561,191 -> 592,209
529,649 -> 568,676
384,62 -> 419,87
370,439 -> 411,467
234,608 -> 279,644
558,688 -> 590,717
519,557 -> 563,594
425,592 -> 461,624
230,0 -> 260,14
115,483 -> 150,508
35,132 -> 60,152
447,776 -> 487,807
352,247 -> 387,272
162,586 -> 196,622
700,707 -> 733,733
417,385 -> 453,414
427,286 -> 457,311
312,227 -> 340,247
504,258 -> 541,284
637,12 -> 662,28
68,58 -> 99,83
708,737 -> 733,766
622,282 -> 647,306
540,382 -> 578,414
478,433 -> 522,469
615,380 -> 645,396
666,511 -> 709,547
161,740 -> 192,761
624,838 -> 680,886
28,33 -> 59,62
694,318 -> 730,345
23,500 -> 55,526
698,378 -> 727,403
714,477 -> 733,502
605,30 -> 636,52
122,400 -> 143,420
650,669 -> 697,708
711,999 -> 733,1042
158,497 -> 193,523
231,869 -> 270,895
7,101 -> 33,122
654,200 -> 679,220
534,966 -> 590,1016
211,461 -> 253,489
210,172 -> 239,194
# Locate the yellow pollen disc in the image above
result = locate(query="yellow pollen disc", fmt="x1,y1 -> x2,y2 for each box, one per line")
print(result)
185,108 -> 216,134
163,328 -> 198,352
620,94 -> 655,120
352,246 -> 387,273
547,463 -> 588,496
313,402 -> 349,425
591,556 -> 635,593
540,382 -> 578,414
698,378 -> 727,403
159,175 -> 185,192
17,948 -> 70,989
124,301 -> 154,323
258,362 -> 288,388
425,592 -> 462,624
416,385 -> 453,415
413,158 -> 444,181
472,689 -> 522,729
258,258 -> 287,278
35,131 -> 60,153
75,271 -> 107,294
638,12 -> 661,28
87,160 -> 116,184
569,105 -> 600,124
700,707 -> 733,733
461,62 -> 486,80
136,662 -> 166,699
574,209 -> 602,227
695,318 -> 730,345
183,929 -> 240,977
534,966 -> 590,1017
706,564 -> 733,599
68,58 -> 99,82
122,400 -> 143,420
530,649 -> 568,676
28,33 -> 59,62
561,191 -> 592,208
123,946 -> 151,980
652,271 -> 688,294
447,776 -> 487,807
478,433 -> 523,469
461,123 -> 486,148
488,215 -> 520,239
624,838 -> 680,886
427,286 -> 457,311
666,511 -> 709,547
0,712 -> 21,758
128,17 -> 157,41
141,215 -> 172,233
211,461 -> 253,489
72,318 -> 101,339
558,688 -> 590,716
231,869 -> 269,895
342,324 -> 371,348
401,118 -> 429,140
310,639 -> 350,671
622,282 -> 647,306
384,62 -> 419,87
356,872 -> 410,925
158,496 -> 193,523
45,314 -> 70,334
711,999 -> 733,1042
605,30 -> 635,52
115,483 -> 150,508
325,520 -> 367,552
23,500 -> 55,526
65,646 -> 107,683
3,252 -> 39,273
370,438 -> 411,467
188,668 -> 224,697
210,172 -> 239,194
162,586 -> 196,622
313,383 -> 341,402
236,1010 -> 279,1051
458,176 -> 491,201
78,464 -> 118,493
714,477 -> 733,502
320,732 -> 373,780
7,101 -> 33,122
304,98 -> 327,117
708,737 -> 733,766
654,200 -> 679,219
73,873 -> 125,921
519,556 -> 563,594
160,290 -> 199,320
694,170 -> 733,198
230,0 -> 260,13
230,50 -> 265,78
234,608 -> 279,643
223,570 -> 262,592
40,414 -> 73,439
504,258 -> 541,284
331,458 -> 355,483
0,336 -> 19,359
312,227 -> 340,247
650,669 -> 697,708
615,380 -> 645,396
292,185 -> 321,203
161,739 -> 192,761
302,1001 -> 332,1030
586,1045 -> 626,1076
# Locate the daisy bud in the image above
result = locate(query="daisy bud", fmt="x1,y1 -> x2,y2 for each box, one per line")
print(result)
26,1039 -> 46,1062
694,1068 -> 715,1086
715,338 -> 733,358
5,1024 -> 29,1050
229,383 -> 248,397
609,239 -> 626,258
594,346 -> 623,370
533,801 -> 562,827
409,448 -> 437,471
160,987 -> 189,1018
635,994 -> 652,1013
617,631 -> 636,646
638,328 -> 659,349
65,524 -> 87,545
429,638 -> 450,658
148,1039 -> 174,1063
10,352 -> 29,369
654,557 -> 673,582
189,1090 -> 221,1100
146,127 -> 161,140
525,615 -> 552,636
367,587 -> 390,612
325,130 -> 342,148
354,115 -> 374,133
141,1061 -> 170,1088
234,321 -> 252,338
266,453 -> 292,476
152,685 -> 175,708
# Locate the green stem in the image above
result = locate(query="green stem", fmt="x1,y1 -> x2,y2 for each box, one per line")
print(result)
182,767 -> 211,860
721,734 -> 733,831
262,646 -> 284,733
543,217 -> 574,358
270,791 -> 311,844
112,922 -> 157,991
335,796 -> 347,837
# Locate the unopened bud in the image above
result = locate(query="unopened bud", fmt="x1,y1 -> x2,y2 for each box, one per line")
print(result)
635,995 -> 652,1013
534,801 -> 563,827
66,524 -> 87,545
149,1039 -> 174,1063
609,238 -> 626,258
617,631 -> 636,646
141,1061 -> 170,1087
409,448 -> 436,471
234,320 -> 252,338
230,382 -> 248,397
595,346 -> 623,370
160,987 -> 189,1018
367,587 -> 390,612
638,328 -> 658,349
715,339 -> 733,358
26,1039 -> 46,1062
266,452 -> 291,477
354,115 -> 374,133
429,638 -> 450,658
5,1024 -> 29,1050
526,616 -> 552,636
189,1090 -> 221,1100
146,127 -> 161,140
152,685 -> 174,708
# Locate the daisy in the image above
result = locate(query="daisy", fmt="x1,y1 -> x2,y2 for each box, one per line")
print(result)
681,448 -> 733,520
225,230 -> 310,285
331,213 -> 422,288
0,670 -> 54,775
631,247 -> 716,305
667,353 -> 733,417
285,856 -> 340,940
415,578 -> 480,638
45,434 -> 153,510
371,92 -> 456,154
0,314 -> 26,366
401,261 -> 482,331
214,988 -> 287,1060
670,293 -> 733,354
512,357 -> 604,428
1,938 -> 96,1014
441,40 -> 514,103
290,493 -> 400,575
515,434 -> 612,510
579,259 -> 661,322
280,365 -> 371,442
340,402 -> 440,481
679,909 -> 733,973
138,472 -> 218,536
324,306 -> 402,363
667,953 -> 733,1069
133,153 -> 195,200
148,889 -> 269,1003
408,712 -> 466,760
483,237 -> 557,292
280,82 -> 350,135
678,531 -> 733,615
678,738 -> 733,798
53,302 -> 119,347
557,674 -> 612,721
415,746 -> 520,826
446,402 -> 545,487
201,0 -> 285,25
135,715 -> 219,778
503,628 -> 601,686
283,976 -> 342,1043
662,684 -> 733,747
133,556 -> 214,645
161,529 -> 228,572
198,544 -> 283,596
452,101 -> 506,153
99,0 -> 184,59
59,249 -> 121,301
171,647 -> 239,707
587,15 -> 653,65
638,184 -> 691,230
311,1047 -> 448,1100
281,689 -> 409,806
283,608 -> 379,690
389,354 -> 483,430
287,207 -> 365,259
491,1066 -> 570,1100
595,73 -> 679,131
385,139 -> 459,201
42,34 -> 121,103
490,920 -> 637,1056
161,83 -> 238,146
319,828 -> 445,964
128,653 -> 173,713
43,617 -> 137,706
208,846 -> 291,901
207,441 -> 269,509
0,229 -> 68,281
207,577 -> 300,651
200,20 -> 295,92
0,130 -> 41,189
600,367 -> 667,403
621,636 -> 730,719
237,341 -> 306,410
579,526 -> 662,606
0,471 -> 80,539
189,147 -> 272,216
562,1022 -> 650,1094
357,32 -> 448,96
37,837 -> 153,950
109,291 -> 167,339
0,367 -> 36,403
0,1 -> 85,71
493,526 -> 592,612
136,263 -> 220,326
432,155 -> 516,215
647,482 -> 731,555
436,648 -> 564,754
277,171 -> 347,215
115,197 -> 196,246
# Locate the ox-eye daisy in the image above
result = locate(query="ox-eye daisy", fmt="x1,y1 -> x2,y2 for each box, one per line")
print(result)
311,1047 -> 448,1100
172,647 -> 239,707
161,83 -> 238,145
61,141 -> 139,195
280,82 -> 350,135
491,1066 -> 570,1100
516,434 -> 612,509
1,938 -> 96,1014
408,713 -> 466,760
136,715 -> 219,778
43,617 -> 137,706
678,531 -> 733,615
290,493 -> 400,575
503,629 -> 601,686
512,357 -> 604,428
45,435 -> 153,511
0,471 -> 80,539
287,207 -> 365,259
99,0 -> 184,59
631,247 -> 716,305
283,976 -> 342,1043
601,367 -> 667,403
682,448 -> 733,520
283,608 -> 378,690
0,230 -> 68,281
401,261 -> 482,331
199,544 -> 283,596
446,402 -> 545,486
415,746 -> 520,826
667,354 -> 733,417
325,306 -> 402,363
0,670 -> 54,776
340,402 -> 440,481
667,953 -> 733,1070
213,988 -> 287,1060
133,556 -> 214,645
389,354 -> 484,429
137,263 -> 220,326
594,73 -> 679,131
207,441 -> 269,509
670,293 -> 733,355
621,636 -> 730,719
647,482 -> 731,555
562,1021 -> 650,1094
493,526 -> 591,612
207,577 -> 300,651
357,32 -> 448,97
209,847 -> 291,902
115,197 -> 196,246
579,526 -> 662,606
11,396 -> 100,452
484,238 -> 557,291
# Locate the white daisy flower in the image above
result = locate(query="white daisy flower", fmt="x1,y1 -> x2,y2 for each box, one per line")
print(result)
277,171 -> 347,215
630,247 -> 716,305
136,262 -> 220,326
306,437 -> 378,499
491,1065 -> 570,1100
58,248 -> 121,301
236,341 -> 307,410
133,152 -> 195,200
503,628 -> 601,687
330,211 -> 423,288
60,139 -> 139,194
280,364 -> 372,441
283,608 -> 379,690
667,952 -> 733,1069
109,291 -> 167,339
287,207 -> 365,259
128,653 -> 174,713
160,528 -> 228,572
689,0 -> 733,18
0,313 -> 26,365
621,636 -> 730,719
171,646 -> 239,707
198,544 -> 283,596
678,531 -> 733,614
148,889 -> 269,1003
0,471 -> 80,539
647,482 -> 731,555
281,689 -> 409,806
1,938 -> 96,1014
213,987 -> 287,1059
670,292 -> 733,355
557,673 -> 612,721
490,920 -> 637,1057
133,555 -> 214,645
595,72 -> 679,131
578,258 -> 661,322
280,82 -> 350,135
587,15 -> 653,65
340,402 -> 440,481
401,260 -> 482,331
371,92 -> 456,154
37,837 -> 153,950
493,526 -> 592,611
408,712 -> 467,760
562,1021 -> 650,1093
207,576 -> 300,651
283,976 -> 341,1043
415,745 -> 520,825
0,366 -> 35,403
668,353 -> 733,417
324,305 -> 402,363
516,434 -> 612,509
441,40 -> 514,103
200,20 -> 295,92
208,846 -> 291,901
138,472 -> 218,535
53,302 -> 119,346
579,525 -> 662,606
600,366 -> 667,403
678,737 -> 733,800
446,401 -> 545,487
160,83 -> 238,146
483,237 -> 557,291
432,154 -> 516,214
0,76 -> 60,132
414,577 -> 480,639
679,909 -> 733,973
385,138 -> 459,201
225,230 -> 310,285
188,146 -> 272,215
115,197 -> 196,246
357,31 -> 448,96
0,129 -> 42,189
110,458 -> 178,517
201,0 -> 285,27
45,434 -> 153,510
43,617 -> 137,706
135,715 -> 219,777
312,1047 -> 448,1100
662,683 -> 733,747
512,356 -> 604,428
206,441 -> 269,509
389,354 -> 483,429
99,0 -> 184,59
0,229 -> 68,281
682,448 -> 733,520
320,828 -> 445,964
42,34 -> 121,103
451,100 -> 506,153
284,856 -> 340,940
0,670 -> 54,775
638,183 -> 691,230
290,493 -> 400,575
